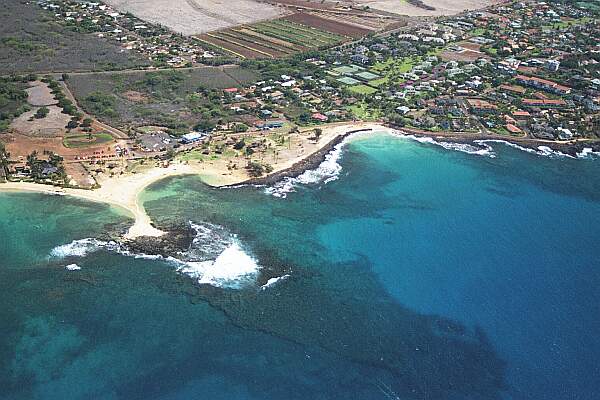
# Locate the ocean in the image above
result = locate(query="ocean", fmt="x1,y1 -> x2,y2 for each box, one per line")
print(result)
1,132 -> 599,400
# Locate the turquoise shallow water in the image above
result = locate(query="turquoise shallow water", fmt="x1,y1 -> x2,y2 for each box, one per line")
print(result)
1,133 -> 599,399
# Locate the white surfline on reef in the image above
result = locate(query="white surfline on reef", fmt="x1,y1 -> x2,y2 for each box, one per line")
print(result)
48,221 -> 263,289
50,238 -> 115,258
392,132 -> 496,157
265,130 -> 372,198
260,274 -> 290,290
390,132 -> 598,160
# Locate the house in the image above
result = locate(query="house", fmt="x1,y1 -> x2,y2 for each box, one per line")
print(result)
515,75 -> 571,94
256,121 -> 284,130
41,164 -> 59,176
557,127 -> 574,140
312,113 -> 329,122
350,54 -> 369,64
506,123 -> 523,134
522,98 -> 567,108
499,84 -> 526,95
396,106 -> 410,115
466,98 -> 498,114
546,59 -> 560,71
180,132 -> 205,144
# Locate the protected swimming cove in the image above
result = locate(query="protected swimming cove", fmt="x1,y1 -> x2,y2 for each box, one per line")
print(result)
1,132 -> 599,399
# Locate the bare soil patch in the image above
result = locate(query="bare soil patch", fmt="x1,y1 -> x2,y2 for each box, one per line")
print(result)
26,81 -> 58,107
283,12 -> 371,37
10,106 -> 70,137
356,0 -> 504,16
122,90 -> 150,103
103,0 -> 285,35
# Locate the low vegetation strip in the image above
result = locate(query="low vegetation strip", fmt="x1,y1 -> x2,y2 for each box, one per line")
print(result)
197,35 -> 264,59
233,28 -> 306,52
207,33 -> 276,58
218,30 -> 296,56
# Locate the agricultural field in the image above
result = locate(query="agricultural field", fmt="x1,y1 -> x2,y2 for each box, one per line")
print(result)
102,0 -> 285,35
0,1 -> 148,74
66,67 -> 260,131
198,16 -> 351,59
283,12 -> 372,37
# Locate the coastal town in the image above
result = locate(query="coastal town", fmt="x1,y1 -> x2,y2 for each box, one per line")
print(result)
1,0 -> 599,191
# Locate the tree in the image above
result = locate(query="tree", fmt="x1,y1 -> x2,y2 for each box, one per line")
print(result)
34,107 -> 49,119
314,128 -> 322,140
81,118 -> 93,127
66,120 -> 79,130
0,141 -> 10,177
232,123 -> 248,133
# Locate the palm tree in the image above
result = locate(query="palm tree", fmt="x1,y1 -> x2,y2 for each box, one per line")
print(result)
0,142 -> 10,177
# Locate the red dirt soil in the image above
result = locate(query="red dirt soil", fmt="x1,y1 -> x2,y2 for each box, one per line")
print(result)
283,12 -> 371,37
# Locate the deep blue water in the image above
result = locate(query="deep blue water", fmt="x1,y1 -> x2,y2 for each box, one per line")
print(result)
1,133 -> 599,400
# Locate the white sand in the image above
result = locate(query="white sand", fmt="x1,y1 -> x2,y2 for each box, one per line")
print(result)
0,163 -> 194,239
0,122 -> 386,239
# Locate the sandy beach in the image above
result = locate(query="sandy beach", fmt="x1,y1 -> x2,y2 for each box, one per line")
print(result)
0,162 -> 195,239
0,122 -> 385,239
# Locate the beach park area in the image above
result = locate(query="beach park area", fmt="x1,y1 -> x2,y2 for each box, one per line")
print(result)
0,122 -> 384,239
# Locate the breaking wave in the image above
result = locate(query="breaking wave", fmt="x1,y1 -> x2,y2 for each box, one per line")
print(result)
261,274 -> 290,290
265,130 -> 372,198
49,221 -> 262,289
392,132 -> 496,157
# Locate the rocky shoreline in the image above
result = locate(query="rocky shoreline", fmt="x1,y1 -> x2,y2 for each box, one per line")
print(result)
234,128 -> 373,187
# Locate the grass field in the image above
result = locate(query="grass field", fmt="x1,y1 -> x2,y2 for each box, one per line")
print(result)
348,102 -> 381,121
349,85 -> 378,95
63,133 -> 114,148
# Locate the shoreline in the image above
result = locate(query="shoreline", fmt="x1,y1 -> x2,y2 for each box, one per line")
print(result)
0,163 -> 195,239
1,122 -> 598,241
392,126 -> 600,157
231,127 -> 374,187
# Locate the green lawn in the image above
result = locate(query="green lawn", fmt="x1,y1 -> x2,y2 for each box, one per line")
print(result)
349,84 -> 378,95
348,102 -> 380,121
178,150 -> 206,161
368,77 -> 389,87
470,28 -> 487,36
63,133 -> 113,148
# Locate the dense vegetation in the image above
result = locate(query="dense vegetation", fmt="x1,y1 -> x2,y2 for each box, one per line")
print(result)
0,76 -> 34,131
0,0 -> 148,73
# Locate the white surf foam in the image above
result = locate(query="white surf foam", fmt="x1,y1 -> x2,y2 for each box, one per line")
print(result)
175,241 -> 260,289
474,140 -> 576,159
64,263 -> 81,271
392,132 -> 496,157
260,274 -> 290,290
49,221 -> 261,289
50,238 -> 107,258
265,130 -> 372,198
577,147 -> 600,159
